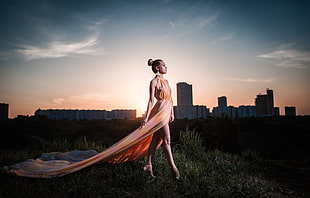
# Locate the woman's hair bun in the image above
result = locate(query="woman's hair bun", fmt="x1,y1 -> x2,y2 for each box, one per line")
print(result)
147,59 -> 153,66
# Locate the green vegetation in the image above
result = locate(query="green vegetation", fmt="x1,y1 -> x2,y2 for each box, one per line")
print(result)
0,116 -> 309,197
0,128 -> 303,197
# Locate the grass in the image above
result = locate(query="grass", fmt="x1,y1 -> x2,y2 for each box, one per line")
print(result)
0,128 -> 300,198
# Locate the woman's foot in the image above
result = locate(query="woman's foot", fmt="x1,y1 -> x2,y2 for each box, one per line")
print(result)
143,165 -> 155,178
172,167 -> 180,180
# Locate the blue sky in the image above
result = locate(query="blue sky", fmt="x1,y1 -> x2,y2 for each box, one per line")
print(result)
0,0 -> 309,117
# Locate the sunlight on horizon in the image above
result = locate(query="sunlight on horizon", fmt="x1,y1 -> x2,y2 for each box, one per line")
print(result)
1,1 -> 309,117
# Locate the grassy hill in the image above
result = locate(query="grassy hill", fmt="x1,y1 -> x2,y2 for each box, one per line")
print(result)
0,128 -> 305,197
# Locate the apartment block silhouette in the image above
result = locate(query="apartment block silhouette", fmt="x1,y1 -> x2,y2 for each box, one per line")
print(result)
35,109 -> 136,120
218,96 -> 228,117
174,82 -> 209,119
0,103 -> 9,120
285,106 -> 296,116
255,88 -> 275,117
177,82 -> 193,106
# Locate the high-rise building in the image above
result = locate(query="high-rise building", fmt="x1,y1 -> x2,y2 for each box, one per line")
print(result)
238,105 -> 256,118
177,82 -> 193,106
255,88 -> 275,117
194,105 -> 210,119
35,109 -> 80,120
79,110 -> 107,120
218,96 -> 228,117
227,106 -> 238,118
107,109 -> 136,119
0,103 -> 9,120
285,106 -> 296,116
212,107 -> 219,117
274,107 -> 280,116
174,106 -> 195,119
174,105 -> 209,119
174,82 -> 209,119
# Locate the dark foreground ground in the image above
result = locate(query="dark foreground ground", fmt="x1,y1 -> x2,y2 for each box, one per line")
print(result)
0,116 -> 309,197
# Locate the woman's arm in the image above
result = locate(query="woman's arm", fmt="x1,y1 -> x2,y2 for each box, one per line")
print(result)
170,98 -> 174,123
141,79 -> 156,127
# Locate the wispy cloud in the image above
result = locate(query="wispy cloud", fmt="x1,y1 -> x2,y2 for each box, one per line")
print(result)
209,33 -> 234,44
166,2 -> 221,36
257,45 -> 310,69
16,34 -> 104,60
228,78 -> 273,83
53,98 -> 65,104
196,12 -> 220,30
94,19 -> 108,25
157,2 -> 221,40
52,93 -> 113,106
218,33 -> 234,42
167,13 -> 219,38
70,93 -> 113,101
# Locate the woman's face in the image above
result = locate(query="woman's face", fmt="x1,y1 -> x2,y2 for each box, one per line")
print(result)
156,61 -> 167,74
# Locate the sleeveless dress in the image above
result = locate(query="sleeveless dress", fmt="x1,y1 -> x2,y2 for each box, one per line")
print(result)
5,75 -> 173,178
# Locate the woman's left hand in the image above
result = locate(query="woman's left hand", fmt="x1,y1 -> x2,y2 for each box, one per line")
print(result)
169,114 -> 175,123
141,119 -> 147,128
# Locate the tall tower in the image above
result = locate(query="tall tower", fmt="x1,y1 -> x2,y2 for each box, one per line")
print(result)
218,96 -> 228,116
255,88 -> 275,117
175,81 -> 209,119
177,82 -> 193,106
0,103 -> 9,120
266,89 -> 274,115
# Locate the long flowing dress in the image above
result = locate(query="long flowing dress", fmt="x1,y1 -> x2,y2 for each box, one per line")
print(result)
5,75 -> 173,178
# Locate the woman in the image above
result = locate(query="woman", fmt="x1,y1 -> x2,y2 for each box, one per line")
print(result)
5,59 -> 180,179
142,59 -> 180,179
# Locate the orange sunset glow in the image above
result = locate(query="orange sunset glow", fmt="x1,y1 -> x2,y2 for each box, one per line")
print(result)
0,1 -> 309,118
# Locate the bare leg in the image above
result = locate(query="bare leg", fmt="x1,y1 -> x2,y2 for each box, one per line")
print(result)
144,132 -> 161,177
146,132 -> 161,165
159,124 -> 180,179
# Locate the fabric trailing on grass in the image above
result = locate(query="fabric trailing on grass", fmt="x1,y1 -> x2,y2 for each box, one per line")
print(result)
5,75 -> 172,178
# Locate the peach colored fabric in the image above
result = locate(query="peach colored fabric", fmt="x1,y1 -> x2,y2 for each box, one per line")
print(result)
5,75 -> 173,178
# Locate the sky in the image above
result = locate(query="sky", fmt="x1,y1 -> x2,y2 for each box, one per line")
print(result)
0,0 -> 309,118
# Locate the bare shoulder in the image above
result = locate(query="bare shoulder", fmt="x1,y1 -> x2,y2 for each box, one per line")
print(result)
150,77 -> 159,86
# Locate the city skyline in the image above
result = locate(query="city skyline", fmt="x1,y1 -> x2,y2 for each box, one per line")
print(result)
0,0 -> 309,118
1,85 -> 300,119
35,108 -> 136,120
